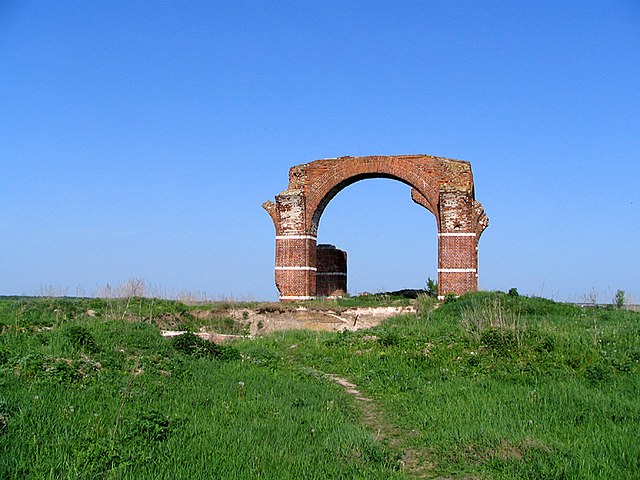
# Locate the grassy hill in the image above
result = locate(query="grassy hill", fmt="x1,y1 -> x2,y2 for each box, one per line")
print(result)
1,293 -> 638,479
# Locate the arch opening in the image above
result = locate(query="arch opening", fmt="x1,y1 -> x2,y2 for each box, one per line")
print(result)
310,172 -> 437,237
316,177 -> 437,295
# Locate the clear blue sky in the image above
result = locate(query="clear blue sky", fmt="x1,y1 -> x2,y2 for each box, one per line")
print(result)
1,1 -> 639,303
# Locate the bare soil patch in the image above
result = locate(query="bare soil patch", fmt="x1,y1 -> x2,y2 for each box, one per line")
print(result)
233,305 -> 415,336
163,305 -> 416,340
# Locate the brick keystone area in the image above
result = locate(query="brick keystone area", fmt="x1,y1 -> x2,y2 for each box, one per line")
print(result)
263,155 -> 488,301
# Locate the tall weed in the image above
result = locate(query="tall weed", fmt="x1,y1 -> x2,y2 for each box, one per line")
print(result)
459,295 -> 523,342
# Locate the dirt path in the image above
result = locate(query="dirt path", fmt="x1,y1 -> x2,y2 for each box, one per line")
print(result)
325,373 -> 441,479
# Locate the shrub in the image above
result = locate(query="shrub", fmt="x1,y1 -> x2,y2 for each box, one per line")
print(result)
129,410 -> 175,442
378,331 -> 402,347
64,325 -> 99,353
480,329 -> 517,356
585,363 -> 611,384
0,346 -> 8,366
444,293 -> 457,304
614,290 -> 625,309
426,277 -> 438,298
170,332 -> 240,360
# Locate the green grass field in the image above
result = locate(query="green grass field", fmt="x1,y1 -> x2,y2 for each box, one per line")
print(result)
1,293 -> 638,479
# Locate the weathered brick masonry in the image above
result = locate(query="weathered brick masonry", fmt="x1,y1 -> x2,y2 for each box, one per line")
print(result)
316,244 -> 347,297
263,155 -> 488,301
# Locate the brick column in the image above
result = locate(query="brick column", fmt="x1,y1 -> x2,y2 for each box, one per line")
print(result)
316,244 -> 347,297
275,235 -> 317,301
437,189 -> 478,298
269,190 -> 317,301
437,232 -> 478,298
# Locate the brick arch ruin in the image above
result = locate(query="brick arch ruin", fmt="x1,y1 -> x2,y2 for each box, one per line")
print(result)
263,155 -> 488,301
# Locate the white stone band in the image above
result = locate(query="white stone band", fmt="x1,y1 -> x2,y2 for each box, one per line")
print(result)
279,295 -> 316,300
437,268 -> 476,273
437,295 -> 460,300
275,235 -> 317,240
275,266 -> 317,271
438,232 -> 476,237
316,272 -> 347,276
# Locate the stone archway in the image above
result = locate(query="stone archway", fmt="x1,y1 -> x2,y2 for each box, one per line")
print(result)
263,155 -> 488,301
